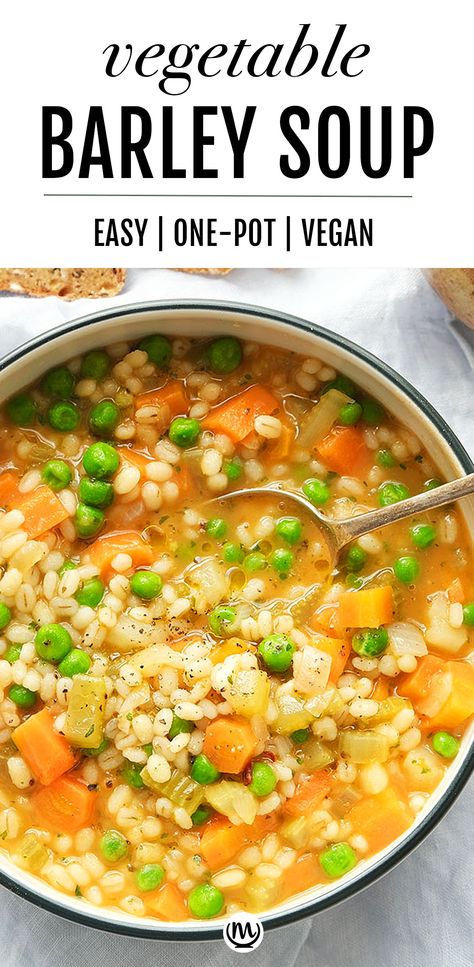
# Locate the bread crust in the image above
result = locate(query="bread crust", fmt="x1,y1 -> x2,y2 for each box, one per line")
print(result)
0,268 -> 126,300
175,268 -> 232,275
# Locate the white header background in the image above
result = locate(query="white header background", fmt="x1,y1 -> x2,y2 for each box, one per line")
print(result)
0,0 -> 472,266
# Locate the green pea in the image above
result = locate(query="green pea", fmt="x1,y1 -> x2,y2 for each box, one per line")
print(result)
345,545 -> 367,573
208,605 -> 237,636
410,523 -> 436,549
58,560 -> 77,577
42,366 -> 75,399
352,627 -> 389,657
376,448 -> 396,469
7,393 -> 37,427
431,731 -> 460,759
275,517 -> 302,546
78,477 -> 114,509
41,459 -> 72,492
168,714 -> 193,740
121,762 -> 145,789
207,336 -> 242,374
270,548 -> 294,578
58,648 -> 91,677
76,578 -> 105,608
130,571 -> 163,600
322,375 -> 357,398
258,633 -> 295,673
361,398 -> 385,426
206,518 -> 228,540
35,623 -> 72,663
8,684 -> 37,709
75,503 -> 104,539
190,754 -> 220,785
0,602 -> 12,631
80,351 -> 110,380
303,478 -> 331,506
191,805 -> 213,826
291,728 -> 310,745
378,482 -> 410,507
136,864 -> 165,892
89,400 -> 120,438
82,442 -> 119,479
243,552 -> 266,573
169,416 -> 201,449
393,555 -> 420,584
138,335 -> 172,367
340,402 -> 362,426
223,457 -> 242,481
47,400 -> 80,432
100,829 -> 128,862
83,738 -> 109,757
319,842 -> 357,878
424,478 -> 442,491
222,542 -> 244,565
249,761 -> 277,797
4,643 -> 21,664
462,602 -> 474,626
188,883 -> 224,919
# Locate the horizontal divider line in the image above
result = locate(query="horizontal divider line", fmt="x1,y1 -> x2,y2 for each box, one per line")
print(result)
43,193 -> 413,199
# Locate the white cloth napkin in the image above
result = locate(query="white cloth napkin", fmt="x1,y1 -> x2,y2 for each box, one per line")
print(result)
0,269 -> 472,966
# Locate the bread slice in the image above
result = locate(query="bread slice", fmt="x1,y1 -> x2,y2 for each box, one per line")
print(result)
175,268 -> 232,275
0,268 -> 126,300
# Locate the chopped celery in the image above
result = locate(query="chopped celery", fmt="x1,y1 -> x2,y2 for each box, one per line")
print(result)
65,675 -> 106,749
17,833 -> 49,872
281,815 -> 311,849
338,729 -> 390,763
205,780 -> 258,825
140,767 -> 204,816
300,738 -> 335,771
225,669 -> 270,718
370,695 -> 412,725
306,684 -> 345,720
274,693 -> 314,735
298,388 -> 351,450
331,786 -> 363,818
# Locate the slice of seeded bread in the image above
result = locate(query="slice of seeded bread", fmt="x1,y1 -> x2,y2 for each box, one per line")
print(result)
176,268 -> 232,275
0,268 -> 126,300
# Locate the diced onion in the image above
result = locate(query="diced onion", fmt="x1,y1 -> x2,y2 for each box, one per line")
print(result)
387,622 -> 428,657
205,780 -> 258,825
293,647 -> 331,696
107,614 -> 165,651
338,729 -> 390,763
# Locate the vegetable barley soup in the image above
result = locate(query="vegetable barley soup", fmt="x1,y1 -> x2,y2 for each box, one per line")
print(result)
0,332 -> 472,923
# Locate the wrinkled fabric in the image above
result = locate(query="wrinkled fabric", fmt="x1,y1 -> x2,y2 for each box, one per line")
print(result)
0,269 -> 472,966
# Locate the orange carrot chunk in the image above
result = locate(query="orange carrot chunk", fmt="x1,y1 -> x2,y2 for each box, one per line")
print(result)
281,853 -> 325,898
419,660 -> 474,729
12,486 -> 69,539
398,655 -> 445,705
200,814 -> 279,870
284,770 -> 332,817
0,470 -> 19,506
202,385 -> 280,444
32,775 -> 96,833
339,586 -> 394,629
147,882 -> 188,921
135,380 -> 189,419
311,634 -> 350,684
13,708 -> 76,786
317,425 -> 371,476
88,530 -> 153,579
202,716 -> 258,773
346,787 -> 412,853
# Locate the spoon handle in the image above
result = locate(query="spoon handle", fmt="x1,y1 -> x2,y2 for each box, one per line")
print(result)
334,473 -> 474,549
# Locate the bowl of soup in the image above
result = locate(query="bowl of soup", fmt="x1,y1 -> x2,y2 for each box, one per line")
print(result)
0,300 -> 472,939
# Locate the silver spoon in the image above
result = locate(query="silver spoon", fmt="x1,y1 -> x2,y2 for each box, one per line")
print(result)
213,474 -> 474,570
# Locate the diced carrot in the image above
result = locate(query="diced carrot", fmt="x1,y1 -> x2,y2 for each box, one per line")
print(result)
32,775 -> 96,833
447,578 -> 465,604
312,605 -> 340,637
311,634 -> 349,684
398,655 -> 445,705
119,447 -> 152,473
346,786 -> 412,854
372,679 -> 390,701
135,380 -> 189,419
420,660 -> 474,729
317,425 -> 372,476
339,586 -> 394,629
281,853 -> 325,898
202,385 -> 280,444
171,463 -> 193,501
284,770 -> 332,817
13,708 -> 76,786
0,470 -> 19,506
147,882 -> 188,921
268,420 -> 295,461
210,637 -> 256,665
88,530 -> 153,579
200,814 -> 279,870
11,486 -> 69,538
202,716 -> 258,774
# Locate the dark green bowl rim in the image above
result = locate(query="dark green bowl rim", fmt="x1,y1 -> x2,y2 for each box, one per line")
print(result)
0,298 -> 472,941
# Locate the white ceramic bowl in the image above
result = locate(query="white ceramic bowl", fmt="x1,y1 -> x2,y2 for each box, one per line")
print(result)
0,300 -> 472,940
